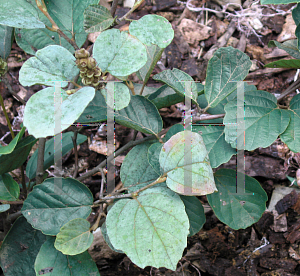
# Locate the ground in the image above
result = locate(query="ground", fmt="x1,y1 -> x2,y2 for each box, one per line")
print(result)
1,0 -> 300,275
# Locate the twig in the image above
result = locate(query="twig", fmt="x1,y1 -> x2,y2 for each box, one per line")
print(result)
139,82 -> 146,95
186,0 -> 293,17
57,29 -> 79,50
36,138 -> 46,184
0,93 -> 14,138
126,80 -> 135,95
20,165 -> 27,196
277,77 -> 300,101
72,127 -> 79,178
203,20 -> 236,60
7,211 -> 22,222
77,135 -> 155,182
111,0 -> 119,17
193,113 -> 225,121
185,0 -> 294,45
99,168 -> 106,198
132,130 -> 138,141
1,76 -> 26,105
0,200 -> 23,205
36,0 -> 79,50
77,110 -> 226,183
117,0 -> 145,22
93,175 -> 166,204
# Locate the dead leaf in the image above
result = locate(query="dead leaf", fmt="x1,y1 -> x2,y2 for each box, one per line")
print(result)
89,139 -> 120,155
277,14 -> 297,42
177,18 -> 212,47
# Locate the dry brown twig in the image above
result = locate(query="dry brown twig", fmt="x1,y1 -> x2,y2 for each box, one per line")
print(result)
184,0 -> 296,44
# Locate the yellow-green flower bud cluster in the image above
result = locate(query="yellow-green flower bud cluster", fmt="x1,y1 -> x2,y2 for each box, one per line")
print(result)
75,48 -> 102,88
0,57 -> 7,76
66,89 -> 77,95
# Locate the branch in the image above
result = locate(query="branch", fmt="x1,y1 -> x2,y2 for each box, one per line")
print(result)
93,175 -> 167,204
193,113 -> 225,121
0,200 -> 23,205
1,75 -> 26,105
111,0 -> 119,17
117,0 -> 145,22
36,138 -> 46,184
77,110 -> 226,183
36,1 -> 79,50
76,134 -> 156,182
57,29 -> 79,51
277,77 -> 300,101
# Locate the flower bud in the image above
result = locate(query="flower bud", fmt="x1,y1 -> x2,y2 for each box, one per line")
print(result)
82,76 -> 93,85
86,69 -> 94,78
79,71 -> 86,79
75,48 -> 89,59
87,57 -> 96,69
94,67 -> 102,77
92,77 -> 101,87
80,67 -> 87,74
66,89 -> 77,95
78,58 -> 88,68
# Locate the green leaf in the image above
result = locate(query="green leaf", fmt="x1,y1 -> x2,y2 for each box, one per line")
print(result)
26,132 -> 87,180
0,204 -> 10,212
100,221 -> 124,253
121,142 -> 160,192
93,28 -> 147,76
163,124 -> 184,142
148,142 -> 163,175
106,186 -> 189,271
261,0 -> 299,3
23,86 -> 95,138
83,4 -> 114,33
0,126 -> 25,155
0,216 -> 47,276
115,95 -> 163,134
204,46 -> 252,108
280,93 -> 300,152
76,90 -> 107,123
0,0 -> 45,29
19,45 -> 79,87
21,177 -> 93,235
159,131 -> 217,195
179,195 -> 206,237
101,82 -> 131,111
0,25 -> 13,60
15,0 -> 98,55
192,125 -> 236,168
293,4 -> 300,26
153,68 -> 198,102
136,44 -> 164,84
198,82 -> 257,115
129,14 -> 174,48
295,30 -> 300,52
0,173 -> 20,201
224,90 -> 290,150
0,135 -> 37,175
207,169 -> 268,230
76,92 -> 163,134
55,218 -> 93,255
148,84 -> 184,109
265,59 -> 300,69
134,83 -> 157,96
35,236 -> 100,276
268,40 -> 300,60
